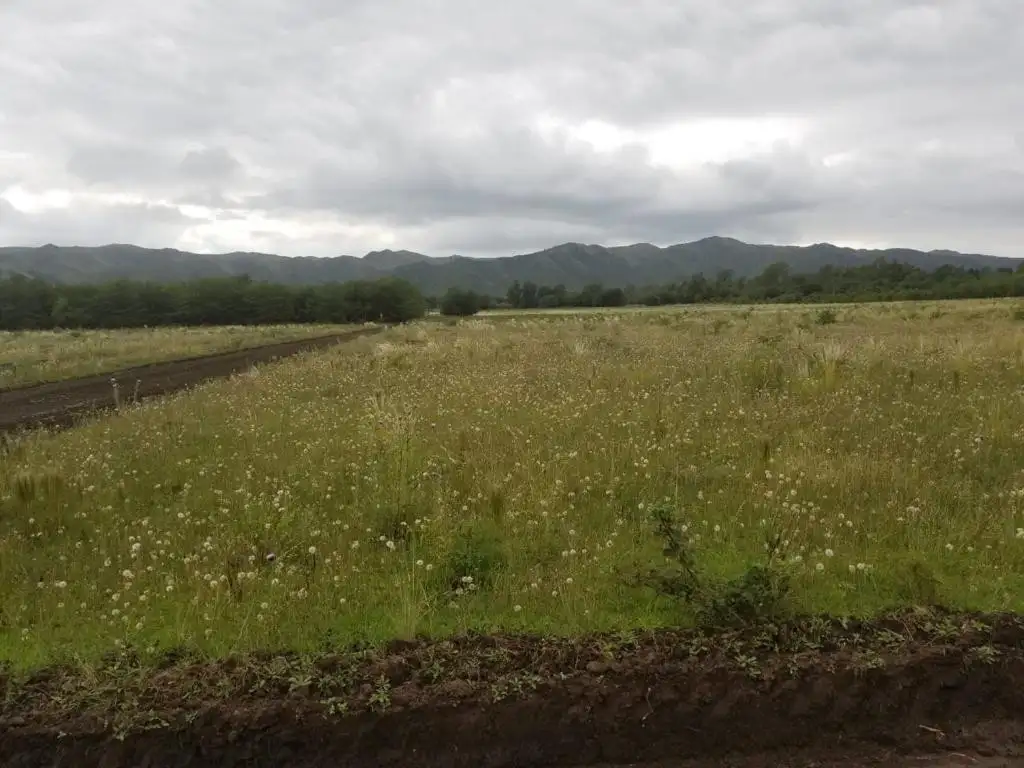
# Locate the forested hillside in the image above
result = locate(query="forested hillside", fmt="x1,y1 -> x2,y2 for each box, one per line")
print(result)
1,237 -> 1018,296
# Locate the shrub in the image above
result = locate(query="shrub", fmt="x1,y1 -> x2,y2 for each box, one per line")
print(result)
815,308 -> 838,325
629,503 -> 792,628
436,519 -> 507,595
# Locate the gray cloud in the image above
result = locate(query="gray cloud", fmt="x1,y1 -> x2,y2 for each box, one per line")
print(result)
0,195 -> 194,248
66,144 -> 173,187
1,0 -> 1023,258
179,147 -> 242,182
66,144 -> 243,190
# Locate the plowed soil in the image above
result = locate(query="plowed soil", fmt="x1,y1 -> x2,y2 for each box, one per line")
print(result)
3,611 -> 1024,767
0,326 -> 384,435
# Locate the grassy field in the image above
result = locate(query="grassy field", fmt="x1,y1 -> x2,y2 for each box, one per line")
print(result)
3,299 -> 1024,668
0,324 -> 350,389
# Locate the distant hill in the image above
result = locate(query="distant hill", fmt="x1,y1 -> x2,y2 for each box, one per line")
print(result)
1,237 -> 1019,296
362,249 -> 432,271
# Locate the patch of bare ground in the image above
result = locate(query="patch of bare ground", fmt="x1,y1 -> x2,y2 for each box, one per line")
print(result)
2,610 -> 1024,767
0,326 -> 384,435
593,751 -> 1024,767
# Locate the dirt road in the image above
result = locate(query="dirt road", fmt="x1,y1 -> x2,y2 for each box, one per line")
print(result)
0,326 -> 384,435
593,754 -> 1024,767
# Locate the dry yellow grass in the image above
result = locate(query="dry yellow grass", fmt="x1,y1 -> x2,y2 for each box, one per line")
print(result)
3,299 -> 1024,667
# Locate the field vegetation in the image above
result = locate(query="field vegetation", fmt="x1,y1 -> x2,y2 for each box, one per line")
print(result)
3,299 -> 1024,669
0,324 -> 350,389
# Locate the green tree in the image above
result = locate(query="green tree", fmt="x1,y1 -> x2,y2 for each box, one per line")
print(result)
520,281 -> 539,309
0,274 -> 427,330
440,287 -> 482,317
369,277 -> 427,322
506,280 -> 523,308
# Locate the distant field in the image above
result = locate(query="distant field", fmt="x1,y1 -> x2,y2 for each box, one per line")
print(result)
0,324 -> 350,389
477,298 -> 1008,317
3,298 -> 1024,667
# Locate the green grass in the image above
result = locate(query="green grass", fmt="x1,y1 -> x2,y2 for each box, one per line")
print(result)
0,324 -> 350,389
2,299 -> 1024,668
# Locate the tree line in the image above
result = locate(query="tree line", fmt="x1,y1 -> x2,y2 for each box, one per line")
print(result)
0,274 -> 427,330
439,259 -> 1024,315
4,258 -> 1024,329
631,260 -> 1024,306
438,282 -> 628,315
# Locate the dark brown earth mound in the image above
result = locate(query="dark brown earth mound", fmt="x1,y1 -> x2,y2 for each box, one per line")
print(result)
0,326 -> 384,435
3,610 -> 1024,767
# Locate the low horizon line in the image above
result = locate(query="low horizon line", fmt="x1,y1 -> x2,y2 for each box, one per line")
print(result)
2,236 -> 1019,261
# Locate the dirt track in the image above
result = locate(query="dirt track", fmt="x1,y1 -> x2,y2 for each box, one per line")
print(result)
599,756 -> 1022,766
599,757 -> 1022,766
0,326 -> 384,435
3,612 -> 1024,767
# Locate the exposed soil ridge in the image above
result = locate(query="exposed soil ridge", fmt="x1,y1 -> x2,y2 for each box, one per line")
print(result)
3,611 -> 1024,767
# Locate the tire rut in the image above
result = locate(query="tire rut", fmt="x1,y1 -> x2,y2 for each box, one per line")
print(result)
0,326 -> 384,434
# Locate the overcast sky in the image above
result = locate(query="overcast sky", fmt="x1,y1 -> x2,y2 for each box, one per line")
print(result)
1,1 -> 1022,258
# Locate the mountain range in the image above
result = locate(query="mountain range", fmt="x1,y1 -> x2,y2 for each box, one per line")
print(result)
0,238 -> 1019,297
